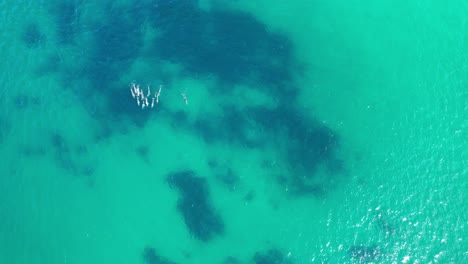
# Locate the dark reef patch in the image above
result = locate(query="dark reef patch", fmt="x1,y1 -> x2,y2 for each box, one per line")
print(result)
170,103 -> 342,196
178,103 -> 339,171
143,247 -> 177,264
21,145 -> 46,157
50,133 -> 77,173
253,248 -> 294,264
0,118 -> 11,144
222,256 -> 242,264
376,217 -> 397,237
49,133 -> 96,185
85,6 -> 144,88
51,133 -> 68,153
13,95 -> 40,109
46,1 -> 151,137
210,162 -> 240,191
149,1 -> 298,97
373,210 -> 399,237
167,170 -> 224,242
43,0 -> 346,197
44,0 -> 302,138
249,105 -> 339,170
189,105 -> 264,147
136,145 -> 149,162
35,54 -> 62,76
136,145 -> 149,156
347,245 -> 381,263
244,191 -> 255,202
75,145 -> 88,155
75,3 -> 149,131
22,23 -> 45,48
207,159 -> 218,168
214,167 -> 239,191
50,1 -> 81,44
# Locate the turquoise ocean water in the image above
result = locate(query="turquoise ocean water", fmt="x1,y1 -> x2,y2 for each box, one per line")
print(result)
0,0 -> 466,263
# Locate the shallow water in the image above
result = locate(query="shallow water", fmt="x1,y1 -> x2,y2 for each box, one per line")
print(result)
0,0 -> 466,263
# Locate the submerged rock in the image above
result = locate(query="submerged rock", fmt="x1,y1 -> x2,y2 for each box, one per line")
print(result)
143,247 -> 177,264
347,245 -> 381,263
22,23 -> 45,48
167,170 -> 224,241
253,248 -> 294,264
